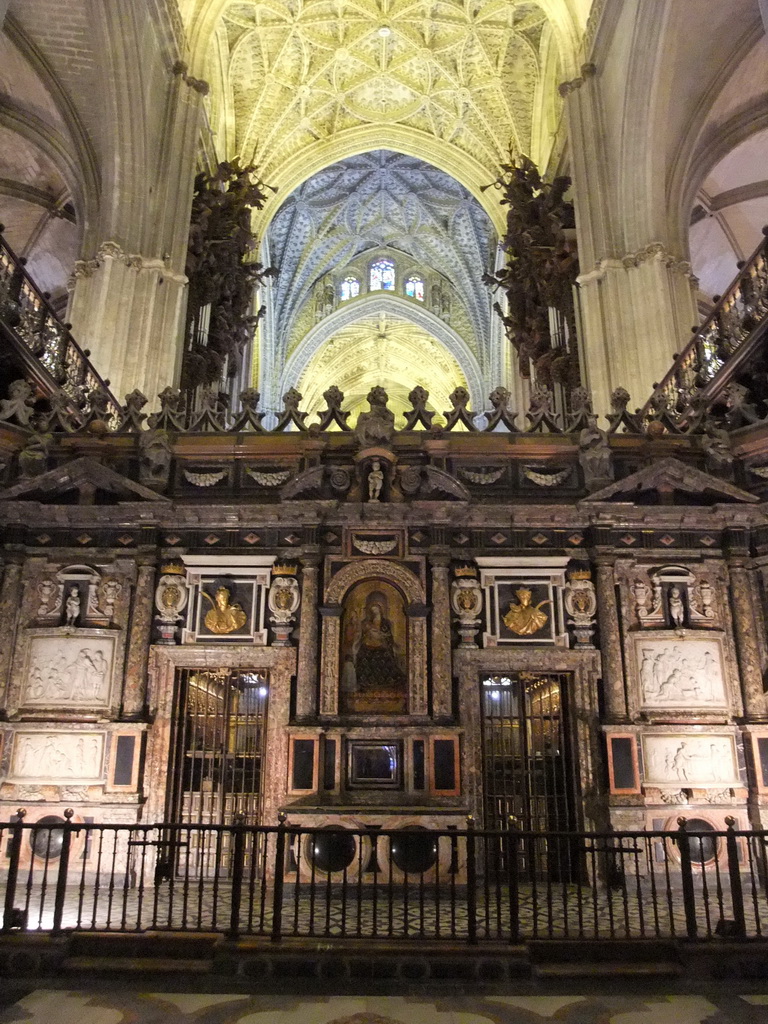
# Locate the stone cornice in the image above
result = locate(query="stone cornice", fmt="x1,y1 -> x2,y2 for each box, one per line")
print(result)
578,244 -> 699,286
68,241 -> 188,287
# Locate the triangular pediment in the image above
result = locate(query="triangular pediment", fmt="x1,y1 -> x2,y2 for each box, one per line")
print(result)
582,457 -> 758,504
0,457 -> 169,503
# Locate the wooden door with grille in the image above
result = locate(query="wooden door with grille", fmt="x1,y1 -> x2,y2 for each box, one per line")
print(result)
166,667 -> 269,875
481,672 -> 578,879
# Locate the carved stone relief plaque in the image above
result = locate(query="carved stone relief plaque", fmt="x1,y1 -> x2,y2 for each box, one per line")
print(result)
21,633 -> 116,708
633,635 -> 728,710
642,734 -> 739,787
11,731 -> 105,781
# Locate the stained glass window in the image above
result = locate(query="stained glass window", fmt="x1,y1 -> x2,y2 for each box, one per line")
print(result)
340,276 -> 360,301
405,276 -> 424,301
370,258 -> 395,291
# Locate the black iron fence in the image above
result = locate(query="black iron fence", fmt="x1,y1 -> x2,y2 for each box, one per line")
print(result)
2,812 -> 767,943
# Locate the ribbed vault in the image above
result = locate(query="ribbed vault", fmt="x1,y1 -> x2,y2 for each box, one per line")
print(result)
265,150 -> 495,366
205,0 -> 564,188
296,309 -> 469,425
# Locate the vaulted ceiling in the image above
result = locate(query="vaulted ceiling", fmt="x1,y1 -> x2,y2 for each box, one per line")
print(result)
297,309 -> 468,423
197,0 -> 567,215
265,150 -> 496,366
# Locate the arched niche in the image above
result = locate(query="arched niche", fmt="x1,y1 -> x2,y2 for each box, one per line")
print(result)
320,559 -> 427,718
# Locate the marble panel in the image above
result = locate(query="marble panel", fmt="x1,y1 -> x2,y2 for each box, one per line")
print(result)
21,633 -> 116,708
10,730 -> 104,781
642,733 -> 739,787
634,635 -> 727,709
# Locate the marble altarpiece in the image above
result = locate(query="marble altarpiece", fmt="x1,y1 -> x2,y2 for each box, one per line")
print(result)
0,404 -> 767,885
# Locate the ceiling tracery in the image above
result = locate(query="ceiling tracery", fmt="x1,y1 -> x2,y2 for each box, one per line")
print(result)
209,0 -> 561,185
265,150 -> 496,369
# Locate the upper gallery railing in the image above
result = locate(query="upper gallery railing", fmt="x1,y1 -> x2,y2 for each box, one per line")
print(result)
641,228 -> 768,429
0,228 -> 120,424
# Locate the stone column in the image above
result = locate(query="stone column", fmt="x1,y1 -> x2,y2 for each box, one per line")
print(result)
67,65 -> 208,400
594,556 -> 628,722
563,68 -> 697,414
727,557 -> 767,721
296,556 -> 320,720
0,557 -> 23,708
122,559 -> 156,719
429,553 -> 453,721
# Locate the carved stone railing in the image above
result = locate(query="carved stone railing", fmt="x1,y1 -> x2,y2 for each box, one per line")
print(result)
0,228 -> 120,423
640,228 -> 768,429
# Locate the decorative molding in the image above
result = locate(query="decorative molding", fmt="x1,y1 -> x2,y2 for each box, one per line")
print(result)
589,243 -> 698,283
70,241 -> 180,283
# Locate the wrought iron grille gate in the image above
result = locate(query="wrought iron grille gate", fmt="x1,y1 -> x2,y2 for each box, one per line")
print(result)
167,668 -> 269,875
481,672 -> 577,878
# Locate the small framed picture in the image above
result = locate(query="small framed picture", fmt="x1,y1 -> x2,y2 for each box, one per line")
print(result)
347,741 -> 401,789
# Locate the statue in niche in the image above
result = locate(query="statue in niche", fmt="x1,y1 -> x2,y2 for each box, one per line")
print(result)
669,586 -> 685,628
367,459 -> 384,501
202,585 -> 247,634
340,580 -> 407,714
64,586 -> 81,627
503,587 -> 550,636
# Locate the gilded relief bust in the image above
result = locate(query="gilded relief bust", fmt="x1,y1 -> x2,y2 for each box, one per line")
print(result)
202,585 -> 247,634
503,587 -> 549,636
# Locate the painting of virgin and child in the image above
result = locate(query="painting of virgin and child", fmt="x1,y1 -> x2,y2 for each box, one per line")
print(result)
340,581 -> 408,714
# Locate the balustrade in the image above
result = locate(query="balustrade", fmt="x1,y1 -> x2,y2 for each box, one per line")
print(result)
641,228 -> 768,429
0,230 -> 120,426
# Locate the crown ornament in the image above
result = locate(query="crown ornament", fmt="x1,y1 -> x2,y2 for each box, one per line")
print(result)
454,565 -> 478,578
160,562 -> 186,575
567,568 -> 592,581
272,563 -> 298,576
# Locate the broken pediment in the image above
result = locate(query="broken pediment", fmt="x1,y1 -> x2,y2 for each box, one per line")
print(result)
0,457 -> 169,504
581,457 -> 758,505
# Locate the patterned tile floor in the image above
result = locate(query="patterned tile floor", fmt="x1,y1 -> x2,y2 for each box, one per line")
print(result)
3,991 -> 768,1024
11,879 -> 768,940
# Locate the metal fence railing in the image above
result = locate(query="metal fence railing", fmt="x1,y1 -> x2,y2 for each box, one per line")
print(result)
2,811 -> 766,943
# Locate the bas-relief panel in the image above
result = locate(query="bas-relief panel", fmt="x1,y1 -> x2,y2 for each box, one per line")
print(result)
634,636 -> 728,709
11,731 -> 104,781
21,635 -> 115,708
642,734 -> 739,787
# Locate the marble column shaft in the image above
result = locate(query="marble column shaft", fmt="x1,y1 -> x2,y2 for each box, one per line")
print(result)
430,555 -> 453,720
122,561 -> 156,718
728,559 -> 766,720
0,558 -> 23,708
296,558 -> 320,720
594,558 -> 628,721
